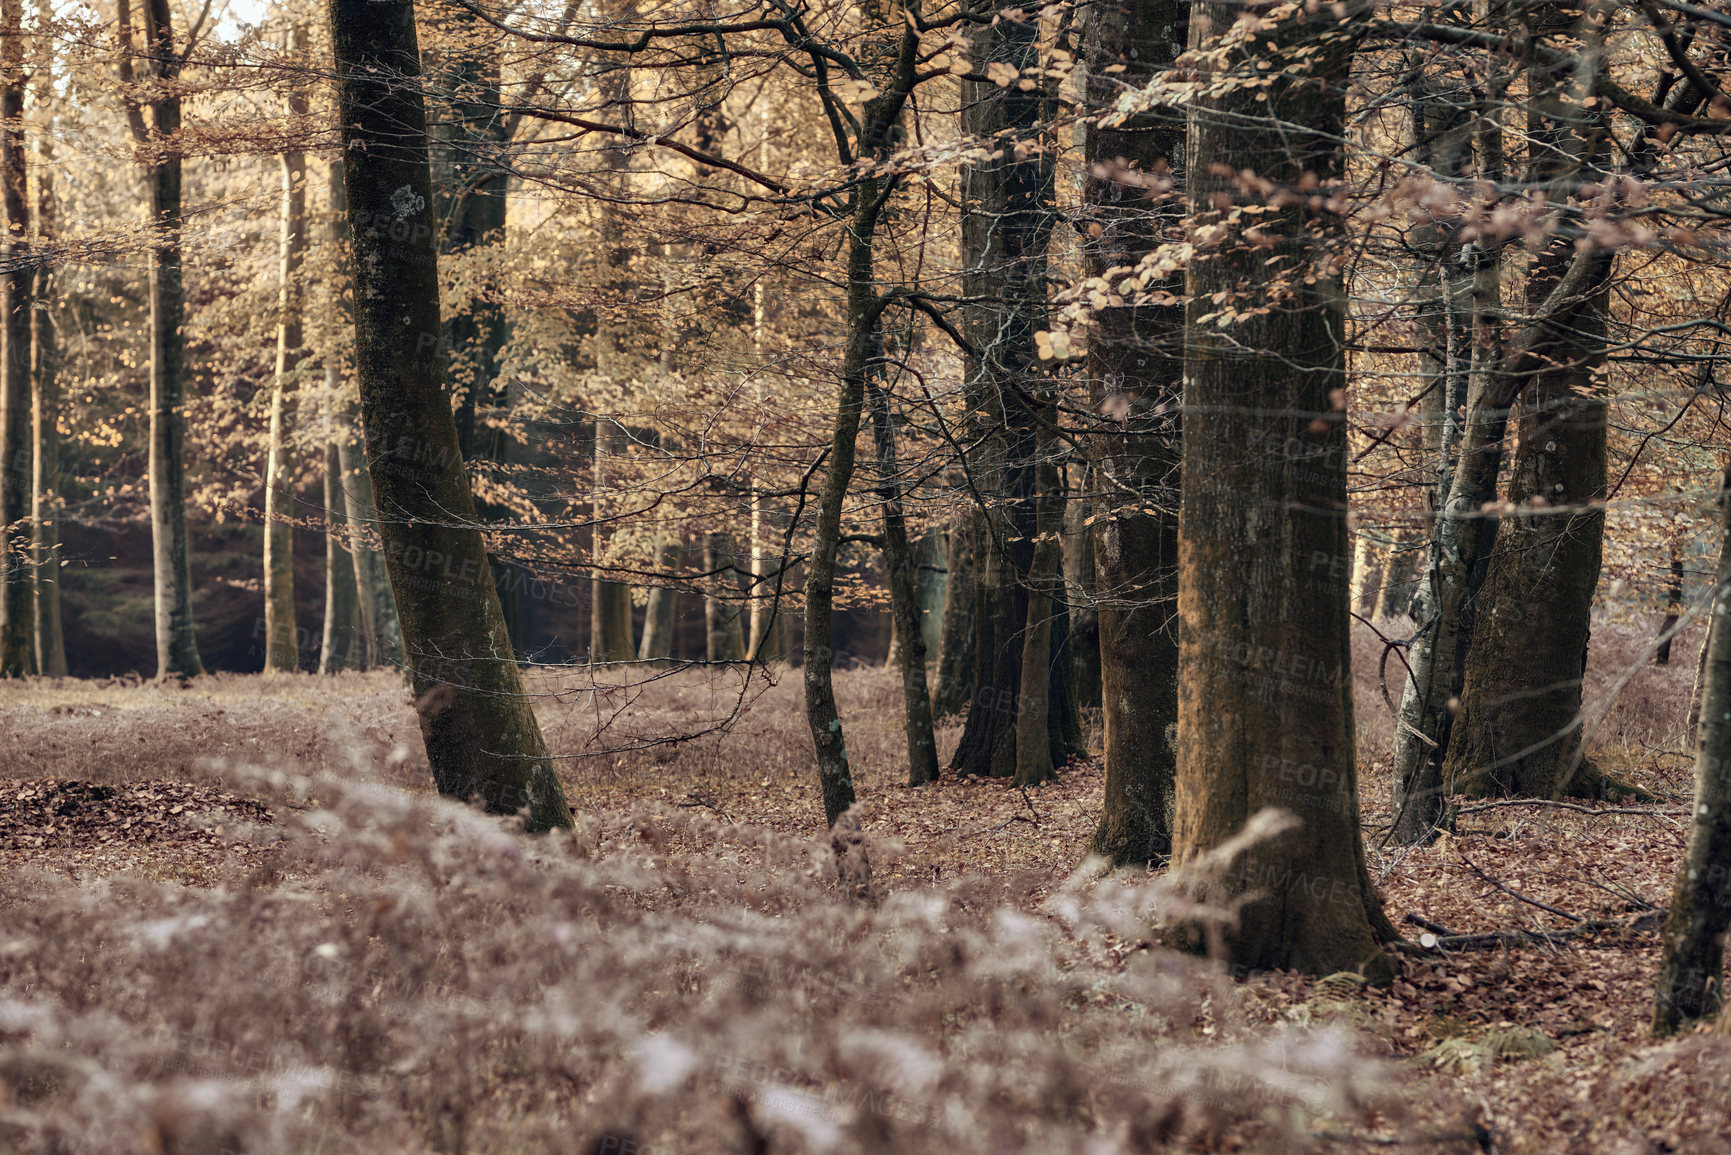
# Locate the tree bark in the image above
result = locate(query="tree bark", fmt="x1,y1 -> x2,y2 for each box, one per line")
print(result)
29,0 -> 62,676
637,531 -> 679,663
931,514 -> 974,715
1062,497 -> 1100,712
318,438 -> 360,673
1083,0 -> 1185,865
324,158 -> 402,672
1171,0 -> 1394,977
0,0 -> 29,675
124,0 -> 202,678
867,370 -> 938,786
1657,548 -> 1683,666
1441,0 -> 1617,802
263,30 -> 309,672
328,0 -> 570,829
1653,467 -> 1731,1035
949,12 -> 1051,778
702,530 -> 746,664
1015,420 -> 1063,788
590,417 -> 636,663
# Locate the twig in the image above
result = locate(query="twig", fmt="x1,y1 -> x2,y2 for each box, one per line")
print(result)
1402,910 -> 1663,953
1453,798 -> 1688,819
1460,852 -> 1582,923
1017,786 -> 1041,825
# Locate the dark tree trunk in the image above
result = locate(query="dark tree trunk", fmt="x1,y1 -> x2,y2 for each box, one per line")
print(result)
590,418 -> 636,663
949,12 -> 1051,778
0,0 -> 29,675
702,531 -> 746,664
29,0 -> 63,677
931,514 -> 975,715
1082,0 -> 1185,865
328,0 -> 570,829
1654,467 -> 1731,1035
1657,549 -> 1683,665
867,371 -> 938,786
1015,420 -> 1063,788
1442,1 -> 1617,801
1170,1 -> 1394,978
1062,496 -> 1100,713
123,0 -> 202,679
638,532 -> 680,663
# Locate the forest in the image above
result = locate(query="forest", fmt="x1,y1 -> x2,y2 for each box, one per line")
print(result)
7,0 -> 1731,1150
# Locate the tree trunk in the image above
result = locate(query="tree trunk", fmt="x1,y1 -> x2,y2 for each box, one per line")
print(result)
1170,0 -> 1393,978
867,371 -> 938,786
931,514 -> 974,715
949,12 -> 1051,778
323,159 -> 402,673
1062,497 -> 1100,712
1015,420 -> 1063,788
29,0 -> 63,677
1653,467 -> 1731,1035
129,0 -> 202,679
702,530 -> 746,664
638,531 -> 679,663
263,35 -> 308,673
0,0 -> 29,676
1082,0 -> 1185,865
1441,0 -> 1615,801
590,418 -> 636,663
1657,548 -> 1683,665
318,438 -> 360,673
328,0 -> 570,829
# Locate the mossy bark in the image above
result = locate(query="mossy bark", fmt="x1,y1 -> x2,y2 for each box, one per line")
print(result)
328,0 -> 570,830
1654,467 -> 1731,1035
1171,1 -> 1393,978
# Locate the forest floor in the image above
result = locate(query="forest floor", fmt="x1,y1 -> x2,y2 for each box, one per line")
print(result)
2,622 -> 1728,1153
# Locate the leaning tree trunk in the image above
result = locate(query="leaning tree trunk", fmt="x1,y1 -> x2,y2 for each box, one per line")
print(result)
867,371 -> 938,786
29,0 -> 63,677
949,12 -> 1051,778
1083,0 -> 1184,866
0,0 -> 29,676
1441,0 -> 1620,802
1170,0 -> 1394,978
263,40 -> 308,673
1653,466 -> 1731,1036
328,0 -> 570,829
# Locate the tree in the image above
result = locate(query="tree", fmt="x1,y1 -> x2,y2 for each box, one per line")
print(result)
29,0 -> 63,677
119,0 -> 202,679
1082,0 -> 1184,865
1653,466 -> 1731,1036
262,22 -> 309,673
0,0 -> 29,676
1169,1 -> 1394,977
328,0 -> 571,830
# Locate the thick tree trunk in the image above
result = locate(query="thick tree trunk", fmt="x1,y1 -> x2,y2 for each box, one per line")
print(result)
133,0 -> 202,678
931,514 -> 974,715
867,373 -> 938,786
1653,467 -> 1731,1036
1083,0 -> 1184,865
590,418 -> 636,663
263,47 -> 308,672
29,0 -> 63,677
638,531 -> 679,663
1062,498 -> 1100,713
0,0 -> 29,676
1441,1 -> 1616,802
915,529 -> 945,662
328,0 -> 570,829
1170,1 -> 1394,978
318,438 -> 360,673
1015,421 -> 1063,788
949,13 -> 1051,778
